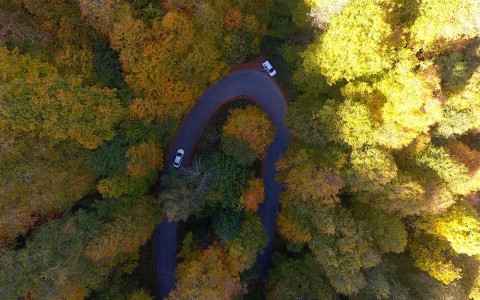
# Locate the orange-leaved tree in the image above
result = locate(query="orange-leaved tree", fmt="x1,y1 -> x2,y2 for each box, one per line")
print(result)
168,244 -> 244,299
240,178 -> 264,212
222,105 -> 275,159
125,140 -> 163,178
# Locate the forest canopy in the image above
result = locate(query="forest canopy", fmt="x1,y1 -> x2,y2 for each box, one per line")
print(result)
0,0 -> 479,299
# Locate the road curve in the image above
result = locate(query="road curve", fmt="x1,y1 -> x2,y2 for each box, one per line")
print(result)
155,70 -> 290,299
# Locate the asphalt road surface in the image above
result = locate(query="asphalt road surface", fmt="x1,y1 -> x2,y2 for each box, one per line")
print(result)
156,70 -> 290,299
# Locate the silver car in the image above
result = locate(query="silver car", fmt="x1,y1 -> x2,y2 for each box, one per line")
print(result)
262,60 -> 277,77
173,149 -> 184,168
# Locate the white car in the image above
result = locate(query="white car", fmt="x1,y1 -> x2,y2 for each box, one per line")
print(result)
173,149 -> 184,168
262,60 -> 277,77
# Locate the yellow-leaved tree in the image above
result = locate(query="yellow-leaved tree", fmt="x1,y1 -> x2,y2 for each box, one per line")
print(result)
0,47 -> 124,149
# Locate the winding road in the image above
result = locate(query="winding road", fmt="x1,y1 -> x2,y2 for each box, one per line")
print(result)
155,69 -> 290,299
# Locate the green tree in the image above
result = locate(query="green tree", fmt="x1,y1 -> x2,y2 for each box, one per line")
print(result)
221,135 -> 257,166
86,196 -> 161,261
353,257 -> 410,300
266,254 -> 337,300
160,160 -> 212,222
309,208 -> 381,295
0,211 -> 109,299
213,210 -> 243,242
224,213 -> 267,273
97,172 -> 157,199
353,202 -> 408,254
205,152 -> 248,210
87,135 -> 130,177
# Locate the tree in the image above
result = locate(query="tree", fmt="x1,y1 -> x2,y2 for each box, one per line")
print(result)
240,178 -> 264,212
278,147 -> 344,206
20,0 -> 81,24
85,196 -> 161,261
410,0 -> 480,51
86,134 -> 130,177
346,146 -> 398,192
435,68 -> 480,138
222,106 -> 275,159
0,47 -> 124,149
445,140 -> 480,175
205,152 -> 248,210
0,192 -> 158,299
125,140 -> 163,179
168,244 -> 244,299
221,135 -> 257,166
266,254 -> 337,300
437,51 -> 472,93
0,10 -> 47,48
307,0 -> 350,31
397,260 -> 469,300
415,144 -> 476,196
0,140 -> 94,245
357,171 -> 456,216
277,192 -> 382,295
161,185 -> 206,222
415,201 -> 480,256
352,202 -> 408,254
277,193 -> 314,244
213,210 -> 243,242
224,8 -> 243,31
79,0 -> 269,125
285,94 -> 333,145
470,264 -> 480,300
373,59 -> 442,148
129,289 -> 154,300
97,172 -> 157,199
78,0 -> 132,36
0,212 -> 110,299
303,0 -> 396,84
308,206 -> 382,295
408,230 -> 462,284
224,213 -> 267,273
92,42 -> 128,90
353,257 -> 410,300
334,99 -> 377,148
160,159 -> 213,222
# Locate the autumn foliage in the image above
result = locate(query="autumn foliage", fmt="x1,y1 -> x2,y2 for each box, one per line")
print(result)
125,140 -> 163,178
240,178 -> 264,212
222,106 -> 275,159
168,244 -> 244,299
1,0 -> 479,298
